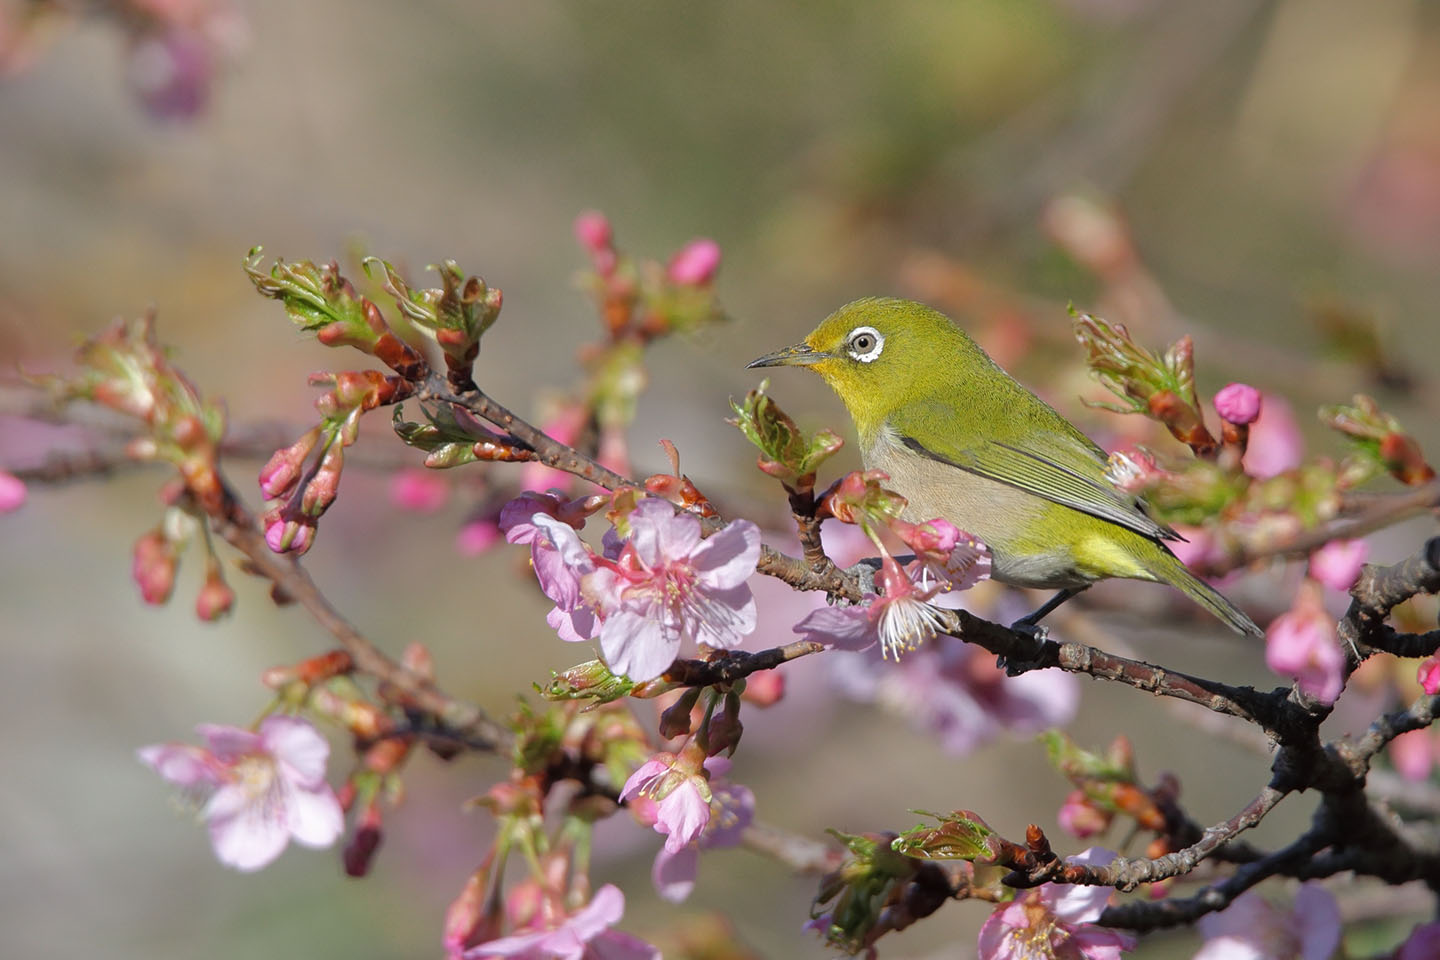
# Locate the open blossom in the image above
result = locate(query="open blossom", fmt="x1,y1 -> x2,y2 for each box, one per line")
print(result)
626,755 -> 754,904
464,884 -> 658,960
1309,539 -> 1368,593
1194,884 -> 1340,960
828,631 -> 1079,755
1266,583 -> 1344,704
977,848 -> 1135,960
794,540 -> 989,661
621,749 -> 712,854
137,715 -> 344,871
520,497 -> 761,682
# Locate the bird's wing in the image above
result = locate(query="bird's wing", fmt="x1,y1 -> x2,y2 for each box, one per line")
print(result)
891,403 -> 1179,543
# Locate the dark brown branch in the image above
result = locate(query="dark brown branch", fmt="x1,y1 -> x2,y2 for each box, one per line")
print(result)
663,640 -> 825,687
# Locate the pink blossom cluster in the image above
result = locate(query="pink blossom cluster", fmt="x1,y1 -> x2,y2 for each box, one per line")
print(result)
503,493 -> 761,682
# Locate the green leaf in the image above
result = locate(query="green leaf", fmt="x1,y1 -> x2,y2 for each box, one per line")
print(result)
891,810 -> 1002,862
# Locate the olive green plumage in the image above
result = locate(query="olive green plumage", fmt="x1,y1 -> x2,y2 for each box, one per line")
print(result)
749,297 -> 1260,636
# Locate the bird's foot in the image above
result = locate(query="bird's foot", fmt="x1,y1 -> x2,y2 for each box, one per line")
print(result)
1007,618 -> 1050,643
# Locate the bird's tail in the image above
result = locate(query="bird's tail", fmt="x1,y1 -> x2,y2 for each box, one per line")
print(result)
1152,548 -> 1262,636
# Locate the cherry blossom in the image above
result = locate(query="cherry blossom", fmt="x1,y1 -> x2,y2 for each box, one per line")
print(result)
463,884 -> 658,960
138,715 -> 344,871
1265,583 -> 1345,704
516,497 -> 760,682
1193,884 -> 1340,960
976,848 -> 1135,960
1309,539 -> 1368,593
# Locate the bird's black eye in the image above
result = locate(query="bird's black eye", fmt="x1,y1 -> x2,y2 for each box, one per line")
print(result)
851,333 -> 874,353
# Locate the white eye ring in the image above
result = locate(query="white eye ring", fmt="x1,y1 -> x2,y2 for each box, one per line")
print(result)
846,326 -> 885,363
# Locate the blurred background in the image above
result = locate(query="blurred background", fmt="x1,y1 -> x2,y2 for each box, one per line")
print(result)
2,0 -> 1439,957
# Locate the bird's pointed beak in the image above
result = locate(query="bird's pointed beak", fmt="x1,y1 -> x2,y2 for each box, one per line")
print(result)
746,343 -> 826,369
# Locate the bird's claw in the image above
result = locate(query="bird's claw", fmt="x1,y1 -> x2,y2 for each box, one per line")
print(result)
1008,619 -> 1050,643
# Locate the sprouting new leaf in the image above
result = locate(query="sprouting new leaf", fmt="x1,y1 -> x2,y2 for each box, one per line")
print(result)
891,810 -> 1002,862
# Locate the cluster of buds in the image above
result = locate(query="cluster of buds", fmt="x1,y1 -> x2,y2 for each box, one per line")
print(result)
809,828 -> 946,955
1073,310 -> 1217,457
256,370 -> 415,553
364,258 -> 502,391
43,313 -> 227,511
728,380 -> 845,494
572,212 -> 728,478
129,489 -> 235,621
1321,394 -> 1435,486
1041,732 -> 1168,850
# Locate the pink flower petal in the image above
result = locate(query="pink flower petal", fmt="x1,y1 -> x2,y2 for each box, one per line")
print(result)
628,499 -> 701,568
0,470 -> 27,513
691,519 -> 762,590
601,607 -> 679,681
137,743 -> 220,788
563,884 -> 627,941
1293,883 -> 1341,960
196,724 -> 263,761
1309,539 -> 1368,593
793,603 -> 878,651
1243,394 -> 1304,479
656,780 -> 711,854
653,845 -> 699,903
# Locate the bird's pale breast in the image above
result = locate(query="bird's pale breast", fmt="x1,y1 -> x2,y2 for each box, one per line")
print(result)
863,425 -> 1097,589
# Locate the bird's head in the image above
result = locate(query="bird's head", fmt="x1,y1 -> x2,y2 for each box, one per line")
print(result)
747,297 -> 963,429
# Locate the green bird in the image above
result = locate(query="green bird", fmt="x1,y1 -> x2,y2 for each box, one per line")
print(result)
747,297 -> 1260,636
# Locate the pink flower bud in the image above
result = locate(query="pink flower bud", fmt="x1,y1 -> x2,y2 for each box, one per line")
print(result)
389,468 -> 448,513
1308,539 -> 1368,592
573,211 -> 614,254
265,516 -> 313,554
666,238 -> 721,286
132,530 -> 178,605
195,573 -> 236,622
1418,656 -> 1440,696
741,669 -> 785,707
0,470 -> 27,513
443,869 -> 494,959
1057,790 -> 1112,839
1389,728 -> 1435,782
259,430 -> 319,500
1213,383 -> 1262,425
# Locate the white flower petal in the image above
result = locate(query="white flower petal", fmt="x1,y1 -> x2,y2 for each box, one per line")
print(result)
285,783 -> 345,849
207,792 -> 289,872
259,716 -> 330,788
